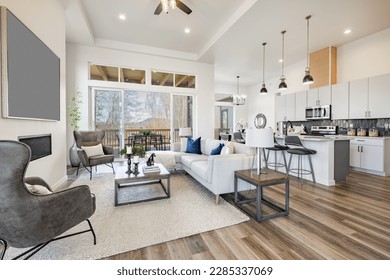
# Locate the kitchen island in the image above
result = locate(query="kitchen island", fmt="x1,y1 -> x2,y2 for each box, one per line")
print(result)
273,136 -> 350,186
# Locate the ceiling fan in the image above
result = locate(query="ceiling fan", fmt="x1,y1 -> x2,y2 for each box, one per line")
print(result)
154,0 -> 192,15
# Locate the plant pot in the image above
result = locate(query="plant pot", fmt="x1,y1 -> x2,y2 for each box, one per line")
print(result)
69,140 -> 80,167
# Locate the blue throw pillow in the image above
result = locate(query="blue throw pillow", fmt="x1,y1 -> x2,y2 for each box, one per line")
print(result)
210,143 -> 225,155
185,137 -> 201,154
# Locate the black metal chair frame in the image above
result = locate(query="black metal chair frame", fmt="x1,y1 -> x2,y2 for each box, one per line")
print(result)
285,136 -> 316,183
1,219 -> 96,260
233,132 -> 245,144
265,137 -> 289,173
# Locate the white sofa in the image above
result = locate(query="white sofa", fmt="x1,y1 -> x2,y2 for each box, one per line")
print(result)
154,138 -> 255,203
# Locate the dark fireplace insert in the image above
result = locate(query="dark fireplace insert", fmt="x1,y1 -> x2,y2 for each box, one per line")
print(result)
18,134 -> 52,161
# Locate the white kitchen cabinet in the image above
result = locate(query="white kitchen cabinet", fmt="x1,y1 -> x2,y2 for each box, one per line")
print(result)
295,90 -> 307,121
331,82 -> 349,119
350,138 -> 385,173
285,93 -> 295,121
275,94 -> 286,122
349,78 -> 369,119
275,93 -> 295,122
368,73 -> 390,118
307,86 -> 331,107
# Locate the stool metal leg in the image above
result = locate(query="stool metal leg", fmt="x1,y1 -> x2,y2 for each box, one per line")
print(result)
308,154 -> 316,183
287,154 -> 293,175
282,151 -> 288,173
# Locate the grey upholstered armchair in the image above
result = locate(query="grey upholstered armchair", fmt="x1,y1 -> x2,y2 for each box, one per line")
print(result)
74,130 -> 115,180
0,140 -> 96,260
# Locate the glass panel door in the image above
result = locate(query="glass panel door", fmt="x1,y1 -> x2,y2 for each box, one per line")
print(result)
94,89 -> 123,157
172,95 -> 193,143
124,91 -> 171,151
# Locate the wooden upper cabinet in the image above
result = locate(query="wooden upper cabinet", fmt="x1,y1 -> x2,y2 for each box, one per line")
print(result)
309,46 -> 337,89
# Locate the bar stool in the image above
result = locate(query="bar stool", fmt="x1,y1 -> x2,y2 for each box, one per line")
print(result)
285,136 -> 316,183
265,137 -> 289,173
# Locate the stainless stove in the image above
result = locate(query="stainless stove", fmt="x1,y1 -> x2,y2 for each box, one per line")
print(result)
309,125 -> 338,136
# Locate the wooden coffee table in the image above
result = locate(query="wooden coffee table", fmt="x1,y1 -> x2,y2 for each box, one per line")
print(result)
114,163 -> 170,206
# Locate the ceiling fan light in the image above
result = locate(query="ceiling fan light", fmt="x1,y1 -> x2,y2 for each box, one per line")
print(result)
169,0 -> 176,9
161,0 -> 169,13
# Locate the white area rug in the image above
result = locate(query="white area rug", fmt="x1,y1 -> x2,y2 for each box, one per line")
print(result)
6,166 -> 249,260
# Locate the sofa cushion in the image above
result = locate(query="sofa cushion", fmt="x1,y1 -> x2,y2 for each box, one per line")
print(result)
186,137 -> 201,154
232,142 -> 255,155
26,183 -> 52,195
181,154 -> 208,168
210,143 -> 224,155
180,138 -> 187,152
190,160 -> 209,182
204,139 -> 222,155
221,146 -> 233,155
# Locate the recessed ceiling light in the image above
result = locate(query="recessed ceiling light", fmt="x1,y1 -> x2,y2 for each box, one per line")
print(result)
279,59 -> 283,63
118,14 -> 126,20
344,29 -> 351,35
184,28 -> 190,34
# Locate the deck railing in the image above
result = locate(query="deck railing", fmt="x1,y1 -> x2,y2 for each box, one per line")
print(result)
101,128 -> 181,151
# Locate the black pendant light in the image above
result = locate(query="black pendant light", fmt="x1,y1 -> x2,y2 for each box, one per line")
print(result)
303,15 -> 314,85
260,42 -> 268,94
278,30 -> 287,91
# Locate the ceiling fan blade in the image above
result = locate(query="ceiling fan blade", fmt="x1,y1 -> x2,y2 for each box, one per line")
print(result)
176,0 -> 192,15
154,2 -> 162,15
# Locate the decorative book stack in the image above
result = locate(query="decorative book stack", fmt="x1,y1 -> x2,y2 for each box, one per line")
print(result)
142,165 -> 161,174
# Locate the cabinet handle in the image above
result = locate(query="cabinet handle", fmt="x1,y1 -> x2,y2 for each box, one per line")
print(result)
365,111 -> 367,117
358,146 -> 360,152
368,111 -> 371,117
361,146 -> 363,153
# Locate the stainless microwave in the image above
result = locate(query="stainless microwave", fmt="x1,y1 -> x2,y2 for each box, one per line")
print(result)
305,105 -> 331,120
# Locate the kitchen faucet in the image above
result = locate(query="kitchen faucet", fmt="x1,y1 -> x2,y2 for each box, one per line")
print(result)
286,121 -> 293,133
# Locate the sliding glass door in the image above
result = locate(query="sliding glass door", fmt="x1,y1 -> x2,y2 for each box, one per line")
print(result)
92,88 -> 193,157
94,89 -> 123,156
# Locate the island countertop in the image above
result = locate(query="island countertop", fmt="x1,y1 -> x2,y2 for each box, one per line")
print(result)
271,135 -> 350,186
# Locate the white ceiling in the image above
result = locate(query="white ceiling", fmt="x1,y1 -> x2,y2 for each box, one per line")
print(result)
62,0 -> 390,86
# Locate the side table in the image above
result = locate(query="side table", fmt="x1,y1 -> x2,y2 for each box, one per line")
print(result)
234,169 -> 289,222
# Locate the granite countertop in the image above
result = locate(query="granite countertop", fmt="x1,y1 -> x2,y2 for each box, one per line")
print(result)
276,134 -> 390,141
275,135 -> 345,142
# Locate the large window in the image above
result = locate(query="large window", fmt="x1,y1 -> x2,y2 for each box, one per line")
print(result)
89,63 -> 196,88
93,88 -> 193,157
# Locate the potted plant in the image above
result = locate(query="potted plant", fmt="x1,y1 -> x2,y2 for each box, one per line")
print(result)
119,145 -> 146,158
67,89 -> 82,167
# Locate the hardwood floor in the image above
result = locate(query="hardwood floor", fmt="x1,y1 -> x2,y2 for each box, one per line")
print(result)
102,170 -> 390,260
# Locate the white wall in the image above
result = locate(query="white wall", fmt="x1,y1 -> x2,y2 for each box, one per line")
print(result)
338,28 -> 390,82
245,27 -> 390,130
66,43 -> 215,148
247,60 -> 307,130
0,0 -> 67,188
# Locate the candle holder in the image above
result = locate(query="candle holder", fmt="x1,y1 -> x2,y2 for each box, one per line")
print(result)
133,162 -> 139,175
125,154 -> 132,174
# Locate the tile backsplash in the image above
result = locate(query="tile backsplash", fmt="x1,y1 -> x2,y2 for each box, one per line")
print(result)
290,118 -> 390,136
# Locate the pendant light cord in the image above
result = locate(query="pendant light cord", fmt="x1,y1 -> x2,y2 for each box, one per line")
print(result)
237,75 -> 240,97
281,30 -> 286,77
262,43 -> 266,83
306,15 -> 311,69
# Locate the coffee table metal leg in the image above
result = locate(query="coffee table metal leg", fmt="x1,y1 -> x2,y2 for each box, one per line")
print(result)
234,175 -> 238,203
114,182 -> 119,206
